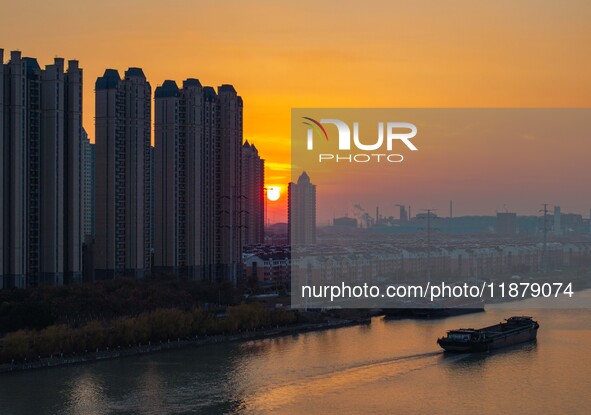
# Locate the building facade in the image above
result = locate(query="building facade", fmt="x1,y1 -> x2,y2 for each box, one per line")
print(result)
154,80 -> 244,282
1,49 -> 84,288
217,85 -> 243,282
242,141 -> 265,246
94,68 -> 151,279
82,129 -> 94,238
154,79 -> 203,278
288,171 -> 317,246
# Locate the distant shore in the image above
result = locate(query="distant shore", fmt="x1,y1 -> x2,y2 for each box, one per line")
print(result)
0,316 -> 371,374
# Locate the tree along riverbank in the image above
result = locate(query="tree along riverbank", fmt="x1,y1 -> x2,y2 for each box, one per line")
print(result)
0,315 -> 371,374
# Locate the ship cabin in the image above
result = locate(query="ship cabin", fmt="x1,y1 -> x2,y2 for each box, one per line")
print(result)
445,329 -> 478,342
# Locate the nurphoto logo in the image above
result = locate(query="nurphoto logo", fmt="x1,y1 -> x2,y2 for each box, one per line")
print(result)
302,116 -> 418,163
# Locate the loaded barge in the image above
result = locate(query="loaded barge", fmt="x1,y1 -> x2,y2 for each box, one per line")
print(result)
437,316 -> 539,352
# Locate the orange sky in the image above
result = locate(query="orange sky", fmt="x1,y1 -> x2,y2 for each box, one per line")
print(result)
2,0 -> 591,222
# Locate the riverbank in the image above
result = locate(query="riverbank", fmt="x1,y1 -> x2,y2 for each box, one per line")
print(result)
0,316 -> 371,374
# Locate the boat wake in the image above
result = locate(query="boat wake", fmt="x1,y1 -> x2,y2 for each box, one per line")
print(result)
242,350 -> 448,412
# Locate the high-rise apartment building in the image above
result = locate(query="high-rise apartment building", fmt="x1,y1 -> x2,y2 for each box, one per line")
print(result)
82,129 -> 94,238
1,49 -> 84,288
288,171 -> 317,246
0,50 -> 4,288
202,86 -> 219,278
242,141 -> 264,245
217,85 -> 243,283
149,145 -> 155,262
94,68 -> 151,279
154,80 -> 244,282
154,79 -> 202,277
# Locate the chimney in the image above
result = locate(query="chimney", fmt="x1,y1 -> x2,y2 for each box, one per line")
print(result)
554,206 -> 561,235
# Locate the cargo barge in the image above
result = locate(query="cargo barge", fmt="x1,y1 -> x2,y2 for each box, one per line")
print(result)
437,316 -> 539,352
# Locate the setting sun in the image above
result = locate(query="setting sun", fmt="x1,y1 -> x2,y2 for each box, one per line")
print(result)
266,186 -> 281,201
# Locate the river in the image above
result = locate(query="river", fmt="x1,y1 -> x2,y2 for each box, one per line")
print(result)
1,292 -> 590,414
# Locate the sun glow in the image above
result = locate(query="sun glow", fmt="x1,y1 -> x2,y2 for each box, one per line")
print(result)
266,186 -> 281,201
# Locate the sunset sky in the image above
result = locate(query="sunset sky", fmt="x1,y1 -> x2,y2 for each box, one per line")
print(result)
293,109 -> 591,224
2,0 -> 591,222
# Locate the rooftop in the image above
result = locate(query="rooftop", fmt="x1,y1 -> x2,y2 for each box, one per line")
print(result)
155,80 -> 180,98
96,69 -> 121,90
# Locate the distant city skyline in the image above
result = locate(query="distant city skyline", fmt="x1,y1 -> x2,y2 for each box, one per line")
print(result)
2,49 -> 590,235
292,108 -> 591,225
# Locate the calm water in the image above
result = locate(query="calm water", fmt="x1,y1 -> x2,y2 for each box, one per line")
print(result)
1,293 -> 591,415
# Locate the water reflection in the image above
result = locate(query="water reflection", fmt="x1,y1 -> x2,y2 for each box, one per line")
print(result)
442,341 -> 539,369
66,372 -> 107,415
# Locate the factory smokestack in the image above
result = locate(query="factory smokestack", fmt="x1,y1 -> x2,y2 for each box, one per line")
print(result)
554,206 -> 561,235
398,205 -> 408,223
